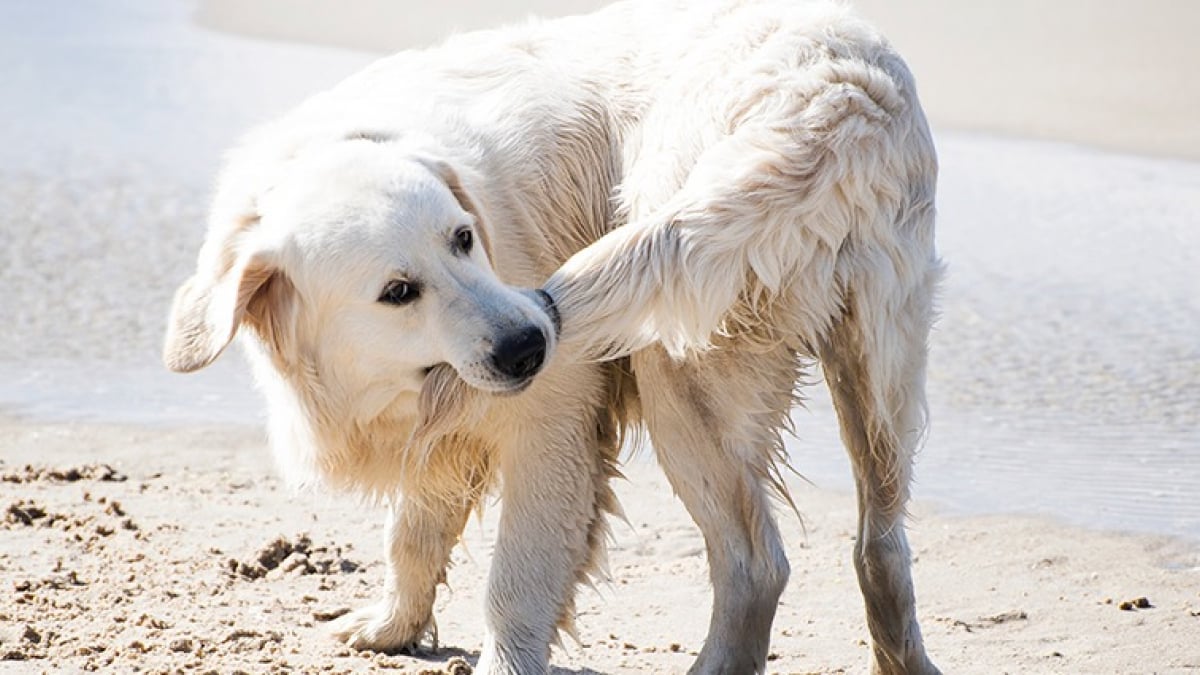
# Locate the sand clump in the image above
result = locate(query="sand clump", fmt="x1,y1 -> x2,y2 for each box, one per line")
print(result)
227,534 -> 362,580
3,462 -> 127,484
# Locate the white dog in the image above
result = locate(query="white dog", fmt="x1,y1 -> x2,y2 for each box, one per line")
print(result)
164,1 -> 942,673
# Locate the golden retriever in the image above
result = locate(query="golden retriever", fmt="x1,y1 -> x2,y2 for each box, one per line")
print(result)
163,1 -> 942,673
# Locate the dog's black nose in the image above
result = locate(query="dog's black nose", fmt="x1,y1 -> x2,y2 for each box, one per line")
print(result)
491,326 -> 547,380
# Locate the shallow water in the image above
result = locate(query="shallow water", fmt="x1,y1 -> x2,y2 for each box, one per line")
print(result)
0,0 -> 372,423
791,135 -> 1200,540
2,1 -> 1197,541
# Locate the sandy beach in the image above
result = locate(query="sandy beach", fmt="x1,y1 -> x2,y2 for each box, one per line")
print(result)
3,418 -> 1199,673
1,1 -> 1198,672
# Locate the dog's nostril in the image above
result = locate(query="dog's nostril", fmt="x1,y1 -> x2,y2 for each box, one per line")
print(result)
491,326 -> 547,380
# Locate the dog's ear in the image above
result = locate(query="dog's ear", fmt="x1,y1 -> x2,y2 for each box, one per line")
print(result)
163,220 -> 290,373
415,156 -> 495,264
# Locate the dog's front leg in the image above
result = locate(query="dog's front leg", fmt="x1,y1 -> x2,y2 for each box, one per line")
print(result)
330,491 -> 474,652
475,413 -> 612,675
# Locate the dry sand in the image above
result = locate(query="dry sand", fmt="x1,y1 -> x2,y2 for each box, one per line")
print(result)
2,1 -> 1199,673
2,418 -> 1198,674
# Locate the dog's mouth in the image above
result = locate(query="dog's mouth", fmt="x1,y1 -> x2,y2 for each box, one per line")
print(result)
420,291 -> 554,398
488,376 -> 534,396
421,362 -> 534,397
466,369 -> 537,396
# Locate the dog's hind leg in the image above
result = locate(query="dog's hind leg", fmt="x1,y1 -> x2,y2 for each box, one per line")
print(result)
541,34 -> 941,672
818,274 -> 941,675
632,341 -> 797,675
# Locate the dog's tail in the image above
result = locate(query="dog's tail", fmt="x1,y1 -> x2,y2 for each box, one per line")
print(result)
543,53 -> 937,360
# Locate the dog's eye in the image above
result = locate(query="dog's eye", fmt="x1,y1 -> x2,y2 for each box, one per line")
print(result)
378,279 -> 420,306
454,226 -> 473,254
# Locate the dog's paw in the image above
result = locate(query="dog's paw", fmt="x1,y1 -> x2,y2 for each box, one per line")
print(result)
327,601 -> 437,654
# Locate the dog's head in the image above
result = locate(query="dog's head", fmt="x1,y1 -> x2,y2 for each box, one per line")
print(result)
163,137 -> 558,422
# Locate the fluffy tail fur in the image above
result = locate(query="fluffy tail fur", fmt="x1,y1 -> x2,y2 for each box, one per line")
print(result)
543,41 -> 937,363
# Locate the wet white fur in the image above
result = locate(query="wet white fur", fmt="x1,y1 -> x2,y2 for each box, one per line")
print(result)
164,1 -> 942,673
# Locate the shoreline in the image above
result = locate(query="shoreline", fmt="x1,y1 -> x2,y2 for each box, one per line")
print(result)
4,409 -> 1198,548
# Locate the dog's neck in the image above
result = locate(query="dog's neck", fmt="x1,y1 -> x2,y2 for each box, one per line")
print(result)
247,337 -> 492,500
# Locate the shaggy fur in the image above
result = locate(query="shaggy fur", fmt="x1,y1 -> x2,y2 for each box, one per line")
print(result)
163,1 -> 942,673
